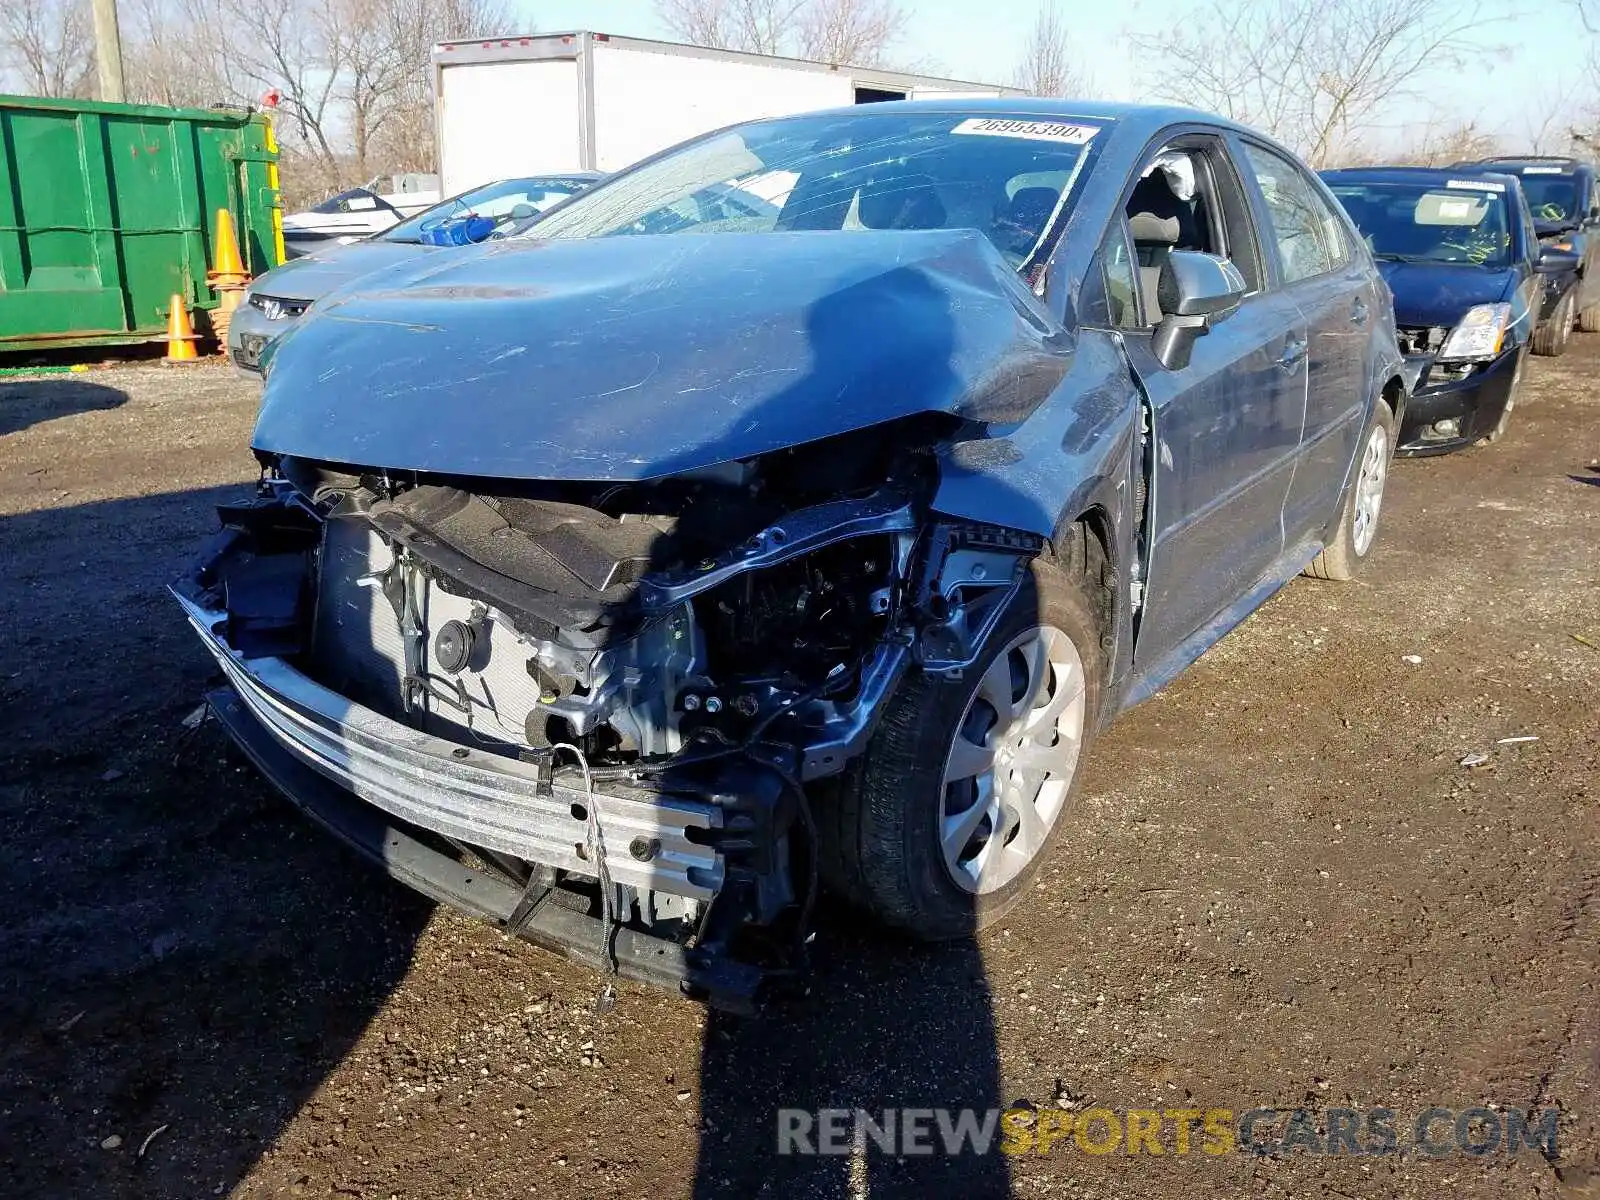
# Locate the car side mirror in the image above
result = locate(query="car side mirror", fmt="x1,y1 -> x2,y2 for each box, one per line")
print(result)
1151,251 -> 1249,371
509,202 -> 536,220
1536,246 -> 1582,274
1589,204 -> 1599,222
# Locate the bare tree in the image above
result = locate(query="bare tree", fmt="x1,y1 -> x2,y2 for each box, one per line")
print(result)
0,0 -> 94,97
1131,0 -> 1497,167
1012,2 -> 1084,96
732,0 -> 809,54
212,0 -> 345,186
657,0 -> 735,48
353,0 -> 510,176
1520,78 -> 1583,154
797,0 -> 906,66
1387,117 -> 1501,165
122,0 -> 240,108
658,0 -> 802,53
659,0 -> 902,65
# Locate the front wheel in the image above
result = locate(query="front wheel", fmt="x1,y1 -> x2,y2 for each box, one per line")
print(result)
1305,400 -> 1394,582
1482,349 -> 1525,444
819,556 -> 1104,939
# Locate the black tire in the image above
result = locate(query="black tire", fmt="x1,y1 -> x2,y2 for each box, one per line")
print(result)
1532,293 -> 1573,356
1482,349 -> 1525,444
818,548 -> 1105,939
1305,400 -> 1395,582
1578,299 -> 1600,333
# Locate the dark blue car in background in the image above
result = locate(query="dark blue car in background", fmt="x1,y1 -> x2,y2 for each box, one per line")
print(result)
178,102 -> 1407,1004
1323,166 -> 1579,453
1460,156 -> 1600,337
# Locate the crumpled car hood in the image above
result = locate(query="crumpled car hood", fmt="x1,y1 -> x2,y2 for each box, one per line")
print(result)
252,229 -> 1071,482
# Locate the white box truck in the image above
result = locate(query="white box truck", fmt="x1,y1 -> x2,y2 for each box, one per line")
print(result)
432,31 -> 1024,194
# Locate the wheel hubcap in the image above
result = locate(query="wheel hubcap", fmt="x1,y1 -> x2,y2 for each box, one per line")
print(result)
939,624 -> 1086,894
1351,423 -> 1388,557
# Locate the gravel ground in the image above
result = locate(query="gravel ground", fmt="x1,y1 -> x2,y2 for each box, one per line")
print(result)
0,349 -> 1596,1199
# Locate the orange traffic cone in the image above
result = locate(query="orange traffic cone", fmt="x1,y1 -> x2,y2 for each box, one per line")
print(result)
207,207 -> 251,347
211,208 -> 246,279
165,294 -> 200,362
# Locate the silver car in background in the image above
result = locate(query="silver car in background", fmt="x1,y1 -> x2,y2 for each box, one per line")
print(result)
229,173 -> 600,372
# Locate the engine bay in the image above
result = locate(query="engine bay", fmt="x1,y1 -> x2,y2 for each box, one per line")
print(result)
182,417 -> 1046,1006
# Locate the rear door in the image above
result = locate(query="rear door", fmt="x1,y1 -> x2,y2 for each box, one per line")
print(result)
1119,134 -> 1310,665
1236,139 -> 1370,543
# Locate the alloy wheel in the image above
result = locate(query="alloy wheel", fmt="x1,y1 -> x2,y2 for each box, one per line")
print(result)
1350,421 -> 1389,557
939,624 -> 1086,894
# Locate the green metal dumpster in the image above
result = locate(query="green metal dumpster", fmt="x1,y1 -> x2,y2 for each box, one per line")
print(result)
0,94 -> 281,353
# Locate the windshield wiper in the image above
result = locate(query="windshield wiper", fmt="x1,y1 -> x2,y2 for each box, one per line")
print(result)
1371,252 -> 1432,263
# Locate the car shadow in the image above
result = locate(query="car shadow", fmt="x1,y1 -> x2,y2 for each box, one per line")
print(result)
0,377 -> 129,438
673,261 -> 1037,1197
0,484 -> 433,1198
693,918 -> 1013,1197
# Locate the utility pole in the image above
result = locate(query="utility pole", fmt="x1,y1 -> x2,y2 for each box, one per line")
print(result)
91,0 -> 126,103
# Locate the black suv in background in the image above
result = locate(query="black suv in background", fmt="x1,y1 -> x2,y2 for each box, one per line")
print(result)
1458,156 -> 1600,344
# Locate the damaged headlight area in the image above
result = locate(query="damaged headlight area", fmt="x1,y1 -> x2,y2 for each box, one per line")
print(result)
1436,303 -> 1512,362
174,417 -> 1043,1008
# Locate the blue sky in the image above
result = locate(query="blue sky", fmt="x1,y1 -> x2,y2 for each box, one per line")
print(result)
515,0 -> 1594,151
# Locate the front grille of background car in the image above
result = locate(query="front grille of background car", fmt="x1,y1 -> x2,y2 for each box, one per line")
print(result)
1397,325 -> 1448,356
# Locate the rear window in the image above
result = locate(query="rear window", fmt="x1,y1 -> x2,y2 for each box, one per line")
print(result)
525,111 -> 1109,270
1515,171 -> 1583,223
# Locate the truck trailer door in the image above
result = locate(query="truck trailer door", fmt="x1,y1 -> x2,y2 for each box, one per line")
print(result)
438,59 -> 582,193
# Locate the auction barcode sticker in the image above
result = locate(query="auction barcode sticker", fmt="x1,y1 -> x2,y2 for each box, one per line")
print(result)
1446,178 -> 1505,192
951,118 -> 1099,144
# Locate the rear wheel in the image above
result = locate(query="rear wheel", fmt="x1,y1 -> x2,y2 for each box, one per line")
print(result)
820,556 -> 1103,939
1533,293 -> 1573,356
1306,400 -> 1394,582
1579,287 -> 1600,332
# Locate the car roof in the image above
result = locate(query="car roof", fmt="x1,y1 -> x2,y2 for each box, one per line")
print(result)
1320,165 -> 1523,192
782,96 -> 1255,137
1460,156 -> 1592,175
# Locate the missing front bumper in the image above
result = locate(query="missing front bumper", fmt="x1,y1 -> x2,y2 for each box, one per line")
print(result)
177,588 -> 725,900
204,686 -> 763,1009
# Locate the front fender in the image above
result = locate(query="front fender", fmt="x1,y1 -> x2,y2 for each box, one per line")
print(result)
929,332 -> 1138,540
930,330 -> 1140,685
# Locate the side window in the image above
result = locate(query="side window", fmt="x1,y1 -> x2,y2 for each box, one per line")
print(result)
1242,143 -> 1340,283
1081,219 -> 1141,329
1123,140 -> 1262,325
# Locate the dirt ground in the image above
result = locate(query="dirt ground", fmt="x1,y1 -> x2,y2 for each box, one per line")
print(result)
1,347 -> 1596,1200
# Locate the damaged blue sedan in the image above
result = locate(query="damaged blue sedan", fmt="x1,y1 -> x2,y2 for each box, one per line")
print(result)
176,102 -> 1406,1008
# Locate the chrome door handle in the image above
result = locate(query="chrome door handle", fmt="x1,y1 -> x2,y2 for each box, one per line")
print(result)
1277,339 -> 1308,370
1351,298 -> 1370,325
